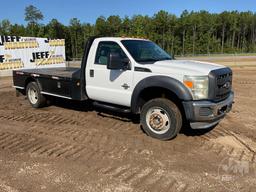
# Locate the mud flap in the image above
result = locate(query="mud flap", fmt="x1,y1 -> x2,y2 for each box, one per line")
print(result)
15,89 -> 21,97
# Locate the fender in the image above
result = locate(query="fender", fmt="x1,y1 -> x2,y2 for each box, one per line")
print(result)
131,76 -> 193,113
24,77 -> 42,90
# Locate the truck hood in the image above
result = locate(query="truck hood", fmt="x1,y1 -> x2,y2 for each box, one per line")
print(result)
143,60 -> 224,76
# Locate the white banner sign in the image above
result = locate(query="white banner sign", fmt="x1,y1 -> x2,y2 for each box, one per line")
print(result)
0,35 -> 66,71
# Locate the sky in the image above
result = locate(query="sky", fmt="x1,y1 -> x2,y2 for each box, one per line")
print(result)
0,0 -> 256,25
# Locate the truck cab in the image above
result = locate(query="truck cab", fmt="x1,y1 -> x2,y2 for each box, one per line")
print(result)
13,37 -> 234,140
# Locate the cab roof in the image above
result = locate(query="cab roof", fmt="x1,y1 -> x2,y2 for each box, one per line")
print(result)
95,37 -> 150,41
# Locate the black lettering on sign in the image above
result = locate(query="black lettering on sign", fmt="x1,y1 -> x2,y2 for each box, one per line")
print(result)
0,36 -> 21,46
44,38 -> 50,43
0,55 -> 4,63
30,51 -> 50,62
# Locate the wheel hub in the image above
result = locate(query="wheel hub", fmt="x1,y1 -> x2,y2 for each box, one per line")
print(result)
146,107 -> 171,134
149,113 -> 164,129
28,87 -> 38,104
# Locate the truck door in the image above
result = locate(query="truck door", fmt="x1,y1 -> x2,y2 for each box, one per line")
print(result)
86,41 -> 133,107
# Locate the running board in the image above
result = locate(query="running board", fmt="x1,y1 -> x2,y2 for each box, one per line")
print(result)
93,101 -> 131,113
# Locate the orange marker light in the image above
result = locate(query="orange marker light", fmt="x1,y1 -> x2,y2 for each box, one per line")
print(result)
184,81 -> 193,88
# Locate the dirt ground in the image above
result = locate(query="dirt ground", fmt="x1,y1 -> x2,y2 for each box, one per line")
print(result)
177,55 -> 256,67
0,66 -> 256,192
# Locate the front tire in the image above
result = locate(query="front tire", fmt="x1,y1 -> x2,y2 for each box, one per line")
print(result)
140,98 -> 182,140
26,82 -> 46,108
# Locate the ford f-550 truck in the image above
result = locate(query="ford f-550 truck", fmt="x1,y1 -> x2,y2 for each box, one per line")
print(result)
13,37 -> 234,140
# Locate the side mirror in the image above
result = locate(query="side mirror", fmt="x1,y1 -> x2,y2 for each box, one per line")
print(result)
107,53 -> 130,70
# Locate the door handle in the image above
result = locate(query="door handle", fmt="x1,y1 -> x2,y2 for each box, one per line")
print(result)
121,83 -> 130,89
90,69 -> 94,77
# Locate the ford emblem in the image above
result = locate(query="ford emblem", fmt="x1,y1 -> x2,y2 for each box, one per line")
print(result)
223,81 -> 231,89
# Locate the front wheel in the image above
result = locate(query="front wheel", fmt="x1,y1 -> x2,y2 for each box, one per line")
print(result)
140,98 -> 182,140
26,82 -> 46,108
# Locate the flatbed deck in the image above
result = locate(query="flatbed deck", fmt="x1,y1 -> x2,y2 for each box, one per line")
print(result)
19,67 -> 80,79
13,67 -> 85,100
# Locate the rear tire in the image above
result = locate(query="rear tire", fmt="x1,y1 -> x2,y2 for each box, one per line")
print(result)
26,82 -> 46,108
140,98 -> 182,140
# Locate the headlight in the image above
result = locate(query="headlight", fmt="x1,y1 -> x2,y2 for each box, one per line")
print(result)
183,76 -> 209,100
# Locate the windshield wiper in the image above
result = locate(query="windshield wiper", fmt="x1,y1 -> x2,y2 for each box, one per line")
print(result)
138,59 -> 159,62
137,57 -> 172,63
158,57 -> 172,61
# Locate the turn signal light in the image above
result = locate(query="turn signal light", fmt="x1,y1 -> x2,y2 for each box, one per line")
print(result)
184,81 -> 193,88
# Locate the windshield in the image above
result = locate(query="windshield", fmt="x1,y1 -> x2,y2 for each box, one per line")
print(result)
121,40 -> 172,63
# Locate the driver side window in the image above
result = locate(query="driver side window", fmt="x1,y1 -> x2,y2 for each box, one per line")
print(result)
95,41 -> 127,65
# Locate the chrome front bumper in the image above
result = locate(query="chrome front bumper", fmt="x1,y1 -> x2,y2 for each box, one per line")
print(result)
183,92 -> 234,129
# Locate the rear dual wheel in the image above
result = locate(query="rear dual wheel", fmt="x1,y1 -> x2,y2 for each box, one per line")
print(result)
140,98 -> 182,140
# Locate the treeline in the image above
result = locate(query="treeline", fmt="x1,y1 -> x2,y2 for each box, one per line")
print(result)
0,9 -> 256,59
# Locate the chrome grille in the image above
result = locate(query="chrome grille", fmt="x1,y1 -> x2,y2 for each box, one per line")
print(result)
215,72 -> 232,100
209,68 -> 233,101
